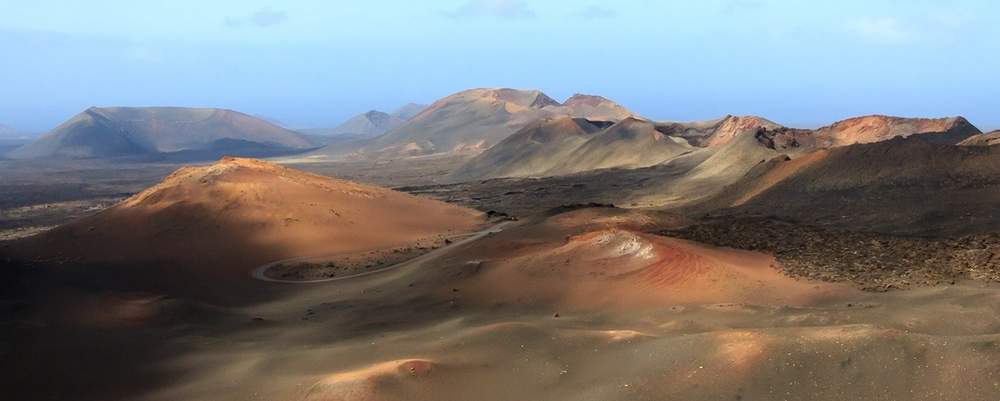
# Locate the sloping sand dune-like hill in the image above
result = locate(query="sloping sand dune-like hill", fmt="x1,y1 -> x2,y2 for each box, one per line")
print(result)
655,115 -> 783,147
452,117 -> 690,180
558,93 -> 636,121
10,157 -> 484,273
9,107 -> 314,159
700,138 -> 1000,235
452,115 -> 787,181
553,117 -> 693,174
811,115 -> 980,147
957,130 -> 1000,146
450,116 -> 606,180
388,103 -> 428,121
320,110 -> 407,138
359,88 -> 562,156
315,88 -> 638,158
434,207 -> 852,309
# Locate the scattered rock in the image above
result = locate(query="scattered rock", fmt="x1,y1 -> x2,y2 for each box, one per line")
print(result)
661,217 -> 1000,290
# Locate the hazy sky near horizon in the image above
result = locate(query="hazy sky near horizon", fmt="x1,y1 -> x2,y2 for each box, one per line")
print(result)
1,0 -> 998,132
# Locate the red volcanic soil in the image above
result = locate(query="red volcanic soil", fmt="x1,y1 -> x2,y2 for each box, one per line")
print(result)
958,130 -> 1000,146
8,157 -> 484,277
703,115 -> 781,147
813,115 -> 978,147
447,209 -> 852,310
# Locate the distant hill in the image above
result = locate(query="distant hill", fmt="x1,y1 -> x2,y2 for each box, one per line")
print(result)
451,116 -> 607,180
390,103 -> 428,121
810,115 -> 979,147
0,124 -> 34,158
626,115 -> 981,209
454,115 -> 775,181
453,112 -> 983,182
0,124 -> 17,137
296,103 -> 427,140
8,107 -> 313,160
656,115 -> 783,147
558,94 -> 635,121
958,130 -> 1000,147
550,118 -> 691,174
312,110 -> 407,138
311,88 -> 638,158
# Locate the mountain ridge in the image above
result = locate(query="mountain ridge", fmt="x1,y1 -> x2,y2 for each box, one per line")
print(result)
9,106 -> 313,159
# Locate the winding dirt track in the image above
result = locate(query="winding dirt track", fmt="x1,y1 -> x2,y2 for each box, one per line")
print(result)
251,221 -> 514,284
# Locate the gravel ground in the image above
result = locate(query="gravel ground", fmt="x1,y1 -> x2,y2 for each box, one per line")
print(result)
661,217 -> 1000,291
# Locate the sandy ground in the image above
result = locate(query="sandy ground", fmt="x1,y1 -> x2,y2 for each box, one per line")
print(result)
255,222 -> 511,283
3,207 -> 999,400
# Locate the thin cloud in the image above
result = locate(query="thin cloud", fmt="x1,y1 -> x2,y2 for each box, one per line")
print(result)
445,0 -> 536,19
849,17 -> 912,44
581,6 -> 617,19
224,8 -> 288,28
251,8 -> 288,27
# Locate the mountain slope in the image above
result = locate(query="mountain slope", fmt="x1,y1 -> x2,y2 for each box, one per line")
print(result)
390,103 -> 428,121
452,115 -> 781,181
9,107 -> 313,159
958,130 -> 1000,146
366,88 -> 562,156
452,117 -> 692,180
322,110 -> 406,138
657,115 -> 783,147
451,116 -> 604,180
0,124 -> 17,137
313,88 -> 637,158
11,157 -> 484,273
558,94 -> 635,121
554,118 -> 693,174
700,138 -> 1000,235
811,115 -> 980,147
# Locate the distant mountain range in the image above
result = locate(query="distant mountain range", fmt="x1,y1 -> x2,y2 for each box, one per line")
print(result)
454,112 -> 980,181
309,88 -> 638,159
299,103 -> 428,139
452,116 -> 690,180
0,124 -> 17,137
6,90 -> 988,172
8,107 -> 314,160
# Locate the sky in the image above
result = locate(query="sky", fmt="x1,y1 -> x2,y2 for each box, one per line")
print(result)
1,0 -> 998,132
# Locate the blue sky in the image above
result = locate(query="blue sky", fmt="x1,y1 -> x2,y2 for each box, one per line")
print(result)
1,0 -> 998,132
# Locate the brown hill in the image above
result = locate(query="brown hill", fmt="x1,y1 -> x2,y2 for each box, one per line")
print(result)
958,130 -> 1000,146
312,88 -> 637,158
452,210 -> 849,309
450,116 -> 605,180
622,130 -> 805,208
811,115 -> 979,147
10,157 -> 484,274
352,88 -> 560,156
449,116 -> 814,205
389,103 -> 428,121
703,115 -> 783,146
319,110 -> 406,138
452,117 -> 690,180
559,94 -> 635,121
655,115 -> 783,147
553,118 -> 693,174
699,138 -> 1000,235
9,107 -> 313,159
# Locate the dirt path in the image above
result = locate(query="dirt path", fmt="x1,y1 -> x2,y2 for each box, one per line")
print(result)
251,221 -> 514,284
